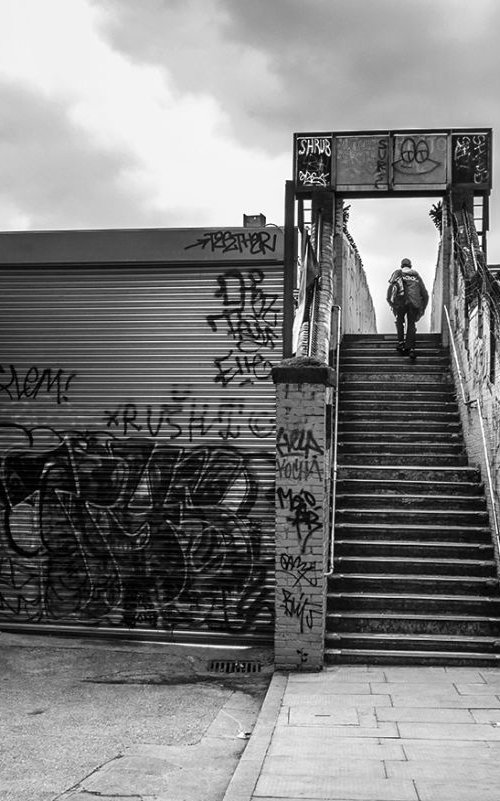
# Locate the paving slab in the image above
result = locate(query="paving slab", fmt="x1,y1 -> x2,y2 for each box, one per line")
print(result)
400,738 -> 500,760
417,781 -> 500,801
398,721 -> 500,740
470,708 -> 500,724
223,666 -> 500,801
376,707 -> 475,723
285,681 -> 373,695
254,774 -> 418,801
267,732 -> 406,760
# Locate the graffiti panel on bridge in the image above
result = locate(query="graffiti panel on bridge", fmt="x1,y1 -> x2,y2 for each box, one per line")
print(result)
0,425 -> 274,633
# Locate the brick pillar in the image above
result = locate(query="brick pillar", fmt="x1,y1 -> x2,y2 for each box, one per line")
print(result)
272,358 -> 335,671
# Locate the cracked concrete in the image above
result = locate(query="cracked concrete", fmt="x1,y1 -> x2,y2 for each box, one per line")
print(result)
0,632 -> 272,801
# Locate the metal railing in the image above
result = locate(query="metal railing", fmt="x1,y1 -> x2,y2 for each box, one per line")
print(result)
325,304 -> 342,576
444,303 -> 500,552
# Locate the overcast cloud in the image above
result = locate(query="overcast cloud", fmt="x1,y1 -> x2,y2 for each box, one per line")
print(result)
0,0 -> 499,331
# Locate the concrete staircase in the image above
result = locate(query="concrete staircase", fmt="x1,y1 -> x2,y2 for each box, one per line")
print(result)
326,333 -> 500,665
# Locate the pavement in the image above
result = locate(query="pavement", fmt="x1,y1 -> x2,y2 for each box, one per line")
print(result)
5,635 -> 500,801
222,664 -> 500,801
0,632 -> 273,801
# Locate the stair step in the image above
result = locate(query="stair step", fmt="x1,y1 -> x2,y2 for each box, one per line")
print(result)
334,556 -> 496,577
337,466 -> 481,482
336,509 -> 488,526
338,453 -> 468,466
341,363 -> 449,375
332,573 -> 499,595
338,431 -> 462,444
336,479 -> 483,495
324,648 -> 500,666
342,334 -> 442,344
336,493 -> 486,510
340,406 -> 460,418
327,611 -> 500,636
339,440 -> 465,453
328,592 -> 500,614
341,347 -> 449,358
335,523 -> 492,544
326,632 -> 500,653
341,374 -> 452,385
336,540 -> 494,560
338,421 -> 461,433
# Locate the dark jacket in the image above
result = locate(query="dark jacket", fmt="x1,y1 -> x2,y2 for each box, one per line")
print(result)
387,268 -> 429,321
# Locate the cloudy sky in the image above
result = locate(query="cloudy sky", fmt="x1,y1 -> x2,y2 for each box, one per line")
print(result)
0,0 -> 499,331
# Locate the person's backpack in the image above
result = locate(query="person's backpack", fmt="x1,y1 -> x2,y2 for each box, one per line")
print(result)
388,270 -> 406,310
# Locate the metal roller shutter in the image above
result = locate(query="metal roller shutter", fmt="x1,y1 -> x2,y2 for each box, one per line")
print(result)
0,259 -> 282,643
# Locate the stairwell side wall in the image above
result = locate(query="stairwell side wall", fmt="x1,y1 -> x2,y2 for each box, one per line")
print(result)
434,207 -> 500,571
272,363 -> 335,670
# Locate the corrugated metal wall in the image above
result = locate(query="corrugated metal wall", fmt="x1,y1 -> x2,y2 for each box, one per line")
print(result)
0,257 -> 282,642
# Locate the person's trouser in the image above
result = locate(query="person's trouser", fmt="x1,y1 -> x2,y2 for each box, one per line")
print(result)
396,304 -> 418,350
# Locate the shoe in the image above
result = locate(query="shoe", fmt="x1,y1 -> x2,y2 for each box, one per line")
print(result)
396,342 -> 405,354
408,349 -> 416,360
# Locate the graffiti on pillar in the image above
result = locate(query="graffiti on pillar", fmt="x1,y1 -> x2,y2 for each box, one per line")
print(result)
0,424 -> 274,633
280,588 -> 322,633
276,426 -> 324,482
206,268 -> 279,387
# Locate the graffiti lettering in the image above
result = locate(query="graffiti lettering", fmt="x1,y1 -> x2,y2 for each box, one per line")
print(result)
104,399 -> 250,442
375,138 -> 389,188
453,135 -> 489,185
0,364 -> 76,405
0,425 -> 274,634
207,269 -> 279,387
185,230 -> 277,256
276,427 -> 323,459
279,552 -> 318,587
213,350 -> 274,388
280,589 -> 321,633
277,487 -> 322,552
276,457 -> 323,482
298,169 -> 328,188
297,137 -> 332,157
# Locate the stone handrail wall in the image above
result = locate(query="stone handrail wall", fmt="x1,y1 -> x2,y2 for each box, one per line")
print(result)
432,202 -> 500,560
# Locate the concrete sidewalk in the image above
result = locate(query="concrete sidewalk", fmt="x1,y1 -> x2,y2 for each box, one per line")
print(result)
223,664 -> 500,801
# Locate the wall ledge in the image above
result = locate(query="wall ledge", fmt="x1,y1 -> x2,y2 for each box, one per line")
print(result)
272,357 -> 336,386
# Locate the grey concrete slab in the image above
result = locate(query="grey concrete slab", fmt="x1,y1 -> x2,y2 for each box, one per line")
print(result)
400,738 -> 500,761
417,781 -> 500,801
285,681 -> 373,695
273,721 -> 399,738
267,731 -> 406,760
387,758 -> 500,781
287,706 -> 359,725
254,774 -> 418,800
370,681 -> 461,695
288,667 -> 386,682
379,691 -> 500,708
285,692 -> 392,708
398,721 -> 500,740
454,682 -> 500,695
470,708 -> 500,724
377,707 -> 475,723
260,755 -> 386,779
